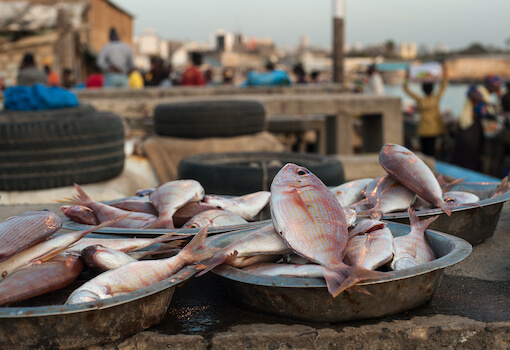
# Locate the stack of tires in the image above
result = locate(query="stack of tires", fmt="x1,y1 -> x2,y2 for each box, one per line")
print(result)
0,105 -> 125,191
153,100 -> 267,138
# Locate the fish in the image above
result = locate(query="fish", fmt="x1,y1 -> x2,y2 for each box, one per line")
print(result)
59,184 -> 158,228
65,226 -> 216,304
81,244 -> 183,272
348,219 -> 386,237
173,202 -> 219,228
329,178 -> 373,207
60,205 -> 99,225
182,209 -> 248,228
415,191 -> 480,211
0,253 -> 83,306
66,234 -> 184,254
203,191 -> 271,221
0,217 -> 124,279
390,208 -> 438,270
270,163 -> 387,297
348,198 -> 372,213
147,180 -> 205,229
343,208 -> 357,227
0,210 -> 62,263
491,176 -> 510,198
345,226 -> 394,270
359,175 -> 416,219
243,263 -> 347,297
196,224 -> 291,276
135,188 -> 156,196
379,143 -> 453,216
109,196 -> 159,216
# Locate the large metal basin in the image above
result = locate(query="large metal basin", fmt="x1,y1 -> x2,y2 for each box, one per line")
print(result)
0,265 -> 197,349
380,182 -> 510,245
211,221 -> 472,323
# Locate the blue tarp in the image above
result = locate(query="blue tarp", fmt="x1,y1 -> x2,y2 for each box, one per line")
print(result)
3,84 -> 79,111
436,160 -> 501,182
242,70 -> 291,87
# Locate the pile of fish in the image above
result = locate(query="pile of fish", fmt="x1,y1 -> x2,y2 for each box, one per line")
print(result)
330,143 -> 509,219
60,182 -> 271,229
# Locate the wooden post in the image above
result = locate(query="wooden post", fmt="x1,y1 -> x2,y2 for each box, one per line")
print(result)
332,0 -> 345,84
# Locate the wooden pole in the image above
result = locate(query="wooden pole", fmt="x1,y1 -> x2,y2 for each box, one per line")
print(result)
332,0 -> 345,84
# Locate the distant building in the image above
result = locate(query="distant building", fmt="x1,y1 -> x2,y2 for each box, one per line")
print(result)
0,0 -> 133,85
400,42 -> 417,60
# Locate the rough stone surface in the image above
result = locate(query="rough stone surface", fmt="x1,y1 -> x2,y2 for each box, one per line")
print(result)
87,332 -> 207,350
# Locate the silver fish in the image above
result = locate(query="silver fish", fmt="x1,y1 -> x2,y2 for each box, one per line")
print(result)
183,209 -> 248,228
345,226 -> 394,270
379,144 -> 453,216
390,208 -> 438,270
148,180 -> 205,229
203,191 -> 271,221
330,178 -> 373,207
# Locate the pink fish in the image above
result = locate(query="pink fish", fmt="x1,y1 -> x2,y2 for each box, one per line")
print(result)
109,196 -> 158,216
173,202 -> 218,227
379,144 -> 453,216
345,226 -> 394,270
0,211 -> 62,263
148,180 -> 205,229
183,209 -> 247,229
270,163 -> 387,297
60,184 -> 157,228
390,208 -> 438,270
203,191 -> 271,221
61,205 -> 99,225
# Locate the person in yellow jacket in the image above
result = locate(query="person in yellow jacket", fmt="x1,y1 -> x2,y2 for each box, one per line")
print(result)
128,68 -> 144,89
403,62 -> 448,157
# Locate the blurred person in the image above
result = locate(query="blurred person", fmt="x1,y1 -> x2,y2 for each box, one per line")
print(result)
43,58 -> 60,86
222,67 -> 234,85
61,68 -> 75,89
310,71 -> 321,84
501,81 -> 510,116
17,53 -> 47,86
293,63 -> 307,84
85,65 -> 104,89
180,52 -> 206,86
97,27 -> 134,88
364,64 -> 385,95
128,68 -> 144,89
450,81 -> 499,172
204,68 -> 214,85
403,62 -> 448,157
144,57 -> 168,87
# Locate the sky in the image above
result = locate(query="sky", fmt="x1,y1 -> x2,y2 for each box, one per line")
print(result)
119,0 -> 510,51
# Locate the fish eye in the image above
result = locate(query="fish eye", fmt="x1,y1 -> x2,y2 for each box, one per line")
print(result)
296,168 -> 308,176
189,224 -> 199,228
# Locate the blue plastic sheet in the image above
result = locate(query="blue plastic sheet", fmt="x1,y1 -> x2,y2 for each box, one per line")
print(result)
4,84 -> 79,111
242,70 -> 291,87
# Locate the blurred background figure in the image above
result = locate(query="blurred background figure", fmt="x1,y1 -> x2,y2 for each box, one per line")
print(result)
85,65 -> 104,89
144,57 -> 168,87
43,58 -> 60,86
129,68 -> 144,89
204,68 -> 215,85
310,70 -> 321,84
97,27 -> 134,88
293,63 -> 307,84
61,68 -> 75,89
403,62 -> 449,158
501,81 -> 510,118
180,52 -> 205,86
222,67 -> 234,85
17,53 -> 47,86
364,64 -> 385,95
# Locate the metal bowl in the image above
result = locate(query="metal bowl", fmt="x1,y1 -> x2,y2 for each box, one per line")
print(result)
211,221 -> 472,323
0,265 -> 198,349
380,182 -> 510,245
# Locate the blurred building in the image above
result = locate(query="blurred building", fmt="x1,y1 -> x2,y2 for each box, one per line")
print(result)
0,0 -> 133,86
400,42 -> 417,60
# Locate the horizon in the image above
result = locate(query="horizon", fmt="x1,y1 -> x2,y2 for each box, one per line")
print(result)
119,0 -> 510,51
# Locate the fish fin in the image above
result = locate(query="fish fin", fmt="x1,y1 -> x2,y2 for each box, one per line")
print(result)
439,202 -> 453,217
195,250 -> 238,277
322,268 -> 347,296
441,176 -> 466,193
74,183 -> 93,203
350,285 -> 372,296
491,176 -> 510,198
356,205 -> 383,220
408,207 -> 440,229
331,266 -> 389,298
145,217 -> 175,229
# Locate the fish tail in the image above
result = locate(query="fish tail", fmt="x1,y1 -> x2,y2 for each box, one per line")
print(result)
55,196 -> 86,206
74,183 -> 93,203
145,217 -> 175,229
331,266 -> 389,298
439,202 -> 454,217
196,250 -> 238,277
180,227 -> 218,264
322,268 -> 347,297
408,207 -> 440,228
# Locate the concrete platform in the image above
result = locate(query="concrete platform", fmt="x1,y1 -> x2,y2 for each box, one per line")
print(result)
0,200 -> 508,349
